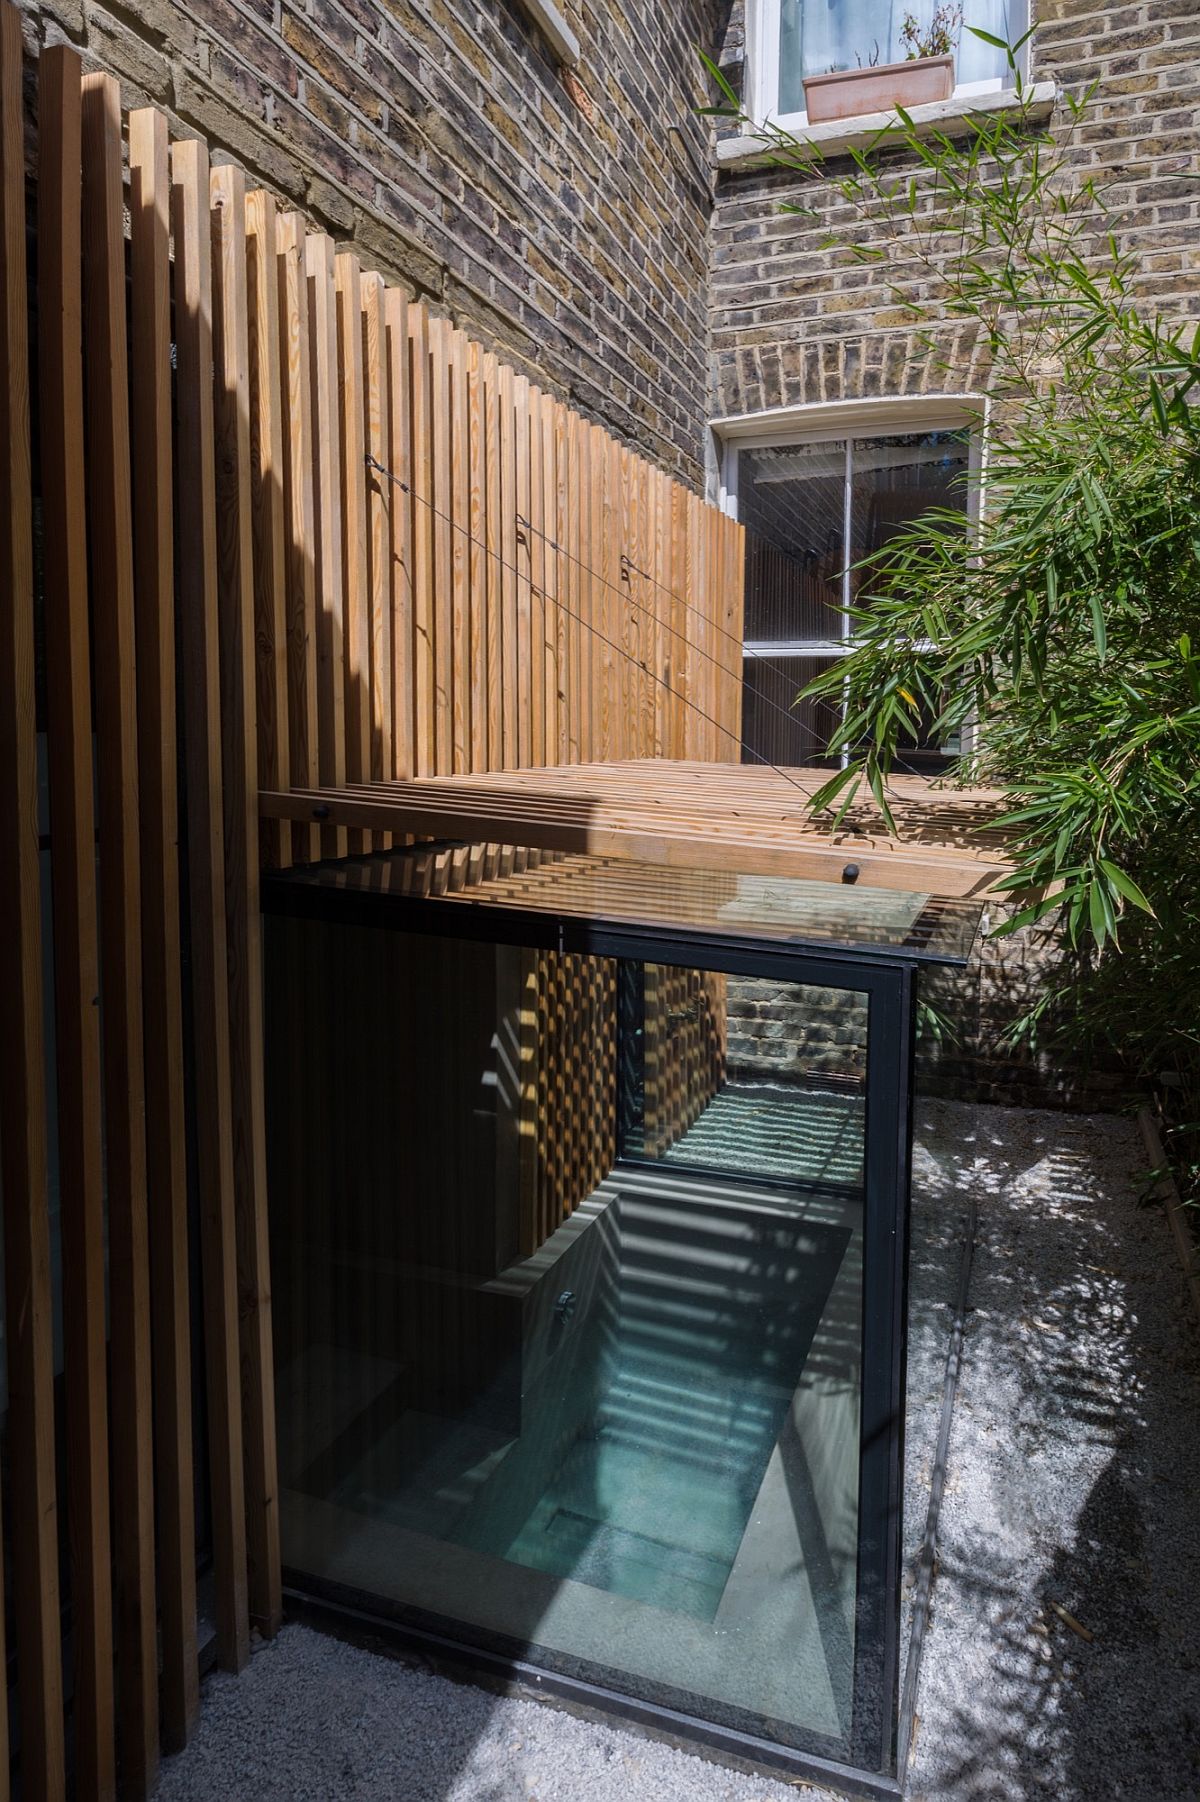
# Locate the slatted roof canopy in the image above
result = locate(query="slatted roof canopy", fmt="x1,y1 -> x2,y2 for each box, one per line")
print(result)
260,758 -> 1014,901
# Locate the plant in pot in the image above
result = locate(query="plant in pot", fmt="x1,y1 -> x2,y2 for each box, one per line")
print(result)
802,2 -> 962,125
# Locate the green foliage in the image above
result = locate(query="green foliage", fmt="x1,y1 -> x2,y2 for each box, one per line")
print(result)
700,44 -> 1200,1163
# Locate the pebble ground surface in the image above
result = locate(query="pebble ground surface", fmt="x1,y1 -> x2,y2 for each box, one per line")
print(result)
153,1101 -> 1200,1802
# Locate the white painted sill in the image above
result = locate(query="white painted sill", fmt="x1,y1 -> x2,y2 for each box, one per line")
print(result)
715,79 -> 1057,171
514,0 -> 580,67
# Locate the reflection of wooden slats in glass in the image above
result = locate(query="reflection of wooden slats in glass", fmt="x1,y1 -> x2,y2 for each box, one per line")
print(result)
743,529 -> 842,647
741,653 -> 843,769
519,950 -> 618,1257
640,965 -> 727,1159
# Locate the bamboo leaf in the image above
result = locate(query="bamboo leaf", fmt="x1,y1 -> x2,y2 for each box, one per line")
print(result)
1099,859 -> 1156,916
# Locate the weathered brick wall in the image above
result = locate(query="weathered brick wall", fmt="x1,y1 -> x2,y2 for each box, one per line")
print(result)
16,0 -> 724,485
727,976 -> 868,1087
709,2 -> 1200,417
728,931 -> 1127,1110
915,911 -> 1128,1110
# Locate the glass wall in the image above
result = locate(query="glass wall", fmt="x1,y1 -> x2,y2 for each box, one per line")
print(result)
264,910 -> 896,1772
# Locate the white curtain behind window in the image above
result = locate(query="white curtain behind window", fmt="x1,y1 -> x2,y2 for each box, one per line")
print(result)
777,0 -> 1014,116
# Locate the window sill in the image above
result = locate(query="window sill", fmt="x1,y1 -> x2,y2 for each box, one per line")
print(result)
714,80 -> 1057,172
513,0 -> 579,67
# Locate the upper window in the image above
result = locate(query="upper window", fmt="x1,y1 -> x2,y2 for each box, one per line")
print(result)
727,426 -> 977,773
752,0 -> 1027,128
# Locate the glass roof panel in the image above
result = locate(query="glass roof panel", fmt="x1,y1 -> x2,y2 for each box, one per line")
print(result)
266,845 -> 986,965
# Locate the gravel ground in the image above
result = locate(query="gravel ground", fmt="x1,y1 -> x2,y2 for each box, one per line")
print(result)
154,1101 -> 1200,1802
906,1100 -> 1200,1802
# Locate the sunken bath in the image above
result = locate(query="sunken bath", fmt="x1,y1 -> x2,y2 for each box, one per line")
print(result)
264,846 -> 982,1793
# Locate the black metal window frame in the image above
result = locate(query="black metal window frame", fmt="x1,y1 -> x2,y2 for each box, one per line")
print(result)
263,873 -> 918,1799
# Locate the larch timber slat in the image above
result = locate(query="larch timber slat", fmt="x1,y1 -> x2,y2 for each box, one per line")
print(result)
307,232 -> 346,857
335,250 -> 370,853
80,67 -> 160,1795
211,160 -> 282,1646
0,9 -> 65,1796
172,133 -> 251,1677
362,272 -> 393,795
245,187 -> 290,873
129,102 -> 201,1756
38,47 -> 116,1802
278,211 -> 320,864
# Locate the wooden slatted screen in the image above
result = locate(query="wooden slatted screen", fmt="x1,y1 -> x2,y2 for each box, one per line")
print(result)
0,9 -> 743,1796
245,281 -> 744,807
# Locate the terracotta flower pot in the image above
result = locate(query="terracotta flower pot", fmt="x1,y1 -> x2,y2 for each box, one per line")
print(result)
802,54 -> 955,125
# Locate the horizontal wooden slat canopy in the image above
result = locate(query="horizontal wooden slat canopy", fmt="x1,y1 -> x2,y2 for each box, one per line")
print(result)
260,758 -> 1014,898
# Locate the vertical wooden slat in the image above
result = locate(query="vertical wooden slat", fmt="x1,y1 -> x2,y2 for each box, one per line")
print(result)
245,188 -> 290,870
654,468 -> 670,758
720,508 -> 732,756
361,272 -> 393,792
0,6 -> 64,1792
499,361 -> 519,769
590,423 -> 608,759
617,445 -> 631,756
384,287 -> 412,780
482,349 -> 500,774
211,159 -> 282,1647
306,232 -> 346,854
129,102 -> 201,1756
80,69 -> 159,1793
546,400 -> 565,764
38,45 -> 115,1802
637,457 -> 655,758
566,409 -> 584,762
407,303 -> 435,776
171,132 -> 251,1676
528,385 -> 546,765
277,212 -> 319,863
335,250 -> 370,849
691,494 -> 706,760
429,316 -> 454,774
466,338 -> 487,773
724,509 -> 745,752
617,442 -> 635,757
449,327 -> 471,774
670,482 -> 688,759
691,494 -> 710,760
513,374 -> 532,767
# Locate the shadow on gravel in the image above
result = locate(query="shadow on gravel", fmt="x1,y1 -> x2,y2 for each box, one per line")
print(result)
908,1112 -> 1200,1802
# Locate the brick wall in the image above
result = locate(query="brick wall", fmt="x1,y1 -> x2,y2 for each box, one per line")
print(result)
727,928 -> 1126,1111
710,2 -> 1200,417
727,976 -> 868,1088
16,0 -> 724,485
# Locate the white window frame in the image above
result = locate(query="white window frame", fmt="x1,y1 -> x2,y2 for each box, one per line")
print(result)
713,394 -> 989,764
745,0 -> 1030,133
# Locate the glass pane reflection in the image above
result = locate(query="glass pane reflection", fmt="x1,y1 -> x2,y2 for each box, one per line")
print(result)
268,920 -> 867,1759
